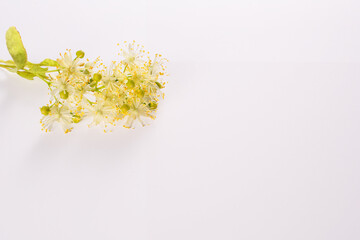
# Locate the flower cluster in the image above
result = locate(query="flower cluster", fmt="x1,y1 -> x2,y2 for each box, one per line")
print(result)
40,42 -> 168,133
0,27 -> 168,133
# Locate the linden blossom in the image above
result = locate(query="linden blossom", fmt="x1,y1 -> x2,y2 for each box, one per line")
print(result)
0,26 -> 168,133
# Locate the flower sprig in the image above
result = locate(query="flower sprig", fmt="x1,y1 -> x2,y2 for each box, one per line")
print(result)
0,27 -> 168,133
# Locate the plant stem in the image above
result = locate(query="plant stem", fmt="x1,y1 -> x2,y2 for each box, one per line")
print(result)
0,64 -> 16,69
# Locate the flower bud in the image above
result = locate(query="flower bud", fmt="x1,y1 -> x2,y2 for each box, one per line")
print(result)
72,115 -> 81,123
60,90 -> 69,99
149,102 -> 157,110
83,69 -> 90,75
76,50 -> 85,58
40,106 -> 50,115
155,81 -> 163,88
126,80 -> 135,89
93,73 -> 102,82
136,89 -> 144,98
120,104 -> 130,113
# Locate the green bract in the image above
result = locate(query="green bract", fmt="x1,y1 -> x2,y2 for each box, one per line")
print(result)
5,27 -> 27,69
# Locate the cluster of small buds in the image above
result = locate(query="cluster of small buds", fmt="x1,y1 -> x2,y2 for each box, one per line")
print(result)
39,42 -> 168,133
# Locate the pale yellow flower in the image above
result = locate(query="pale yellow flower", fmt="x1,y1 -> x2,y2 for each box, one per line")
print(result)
50,74 -> 75,99
120,42 -> 145,66
40,104 -> 73,133
57,50 -> 83,77
149,54 -> 167,76
123,100 -> 154,129
86,99 -> 118,126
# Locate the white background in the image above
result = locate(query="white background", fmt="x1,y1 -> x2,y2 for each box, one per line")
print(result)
1,0 -> 360,239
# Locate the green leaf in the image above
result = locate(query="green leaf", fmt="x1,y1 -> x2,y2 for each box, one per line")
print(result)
7,68 -> 17,73
29,65 -> 48,74
40,58 -> 59,67
5,26 -> 27,69
35,73 -> 48,80
17,70 -> 36,80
